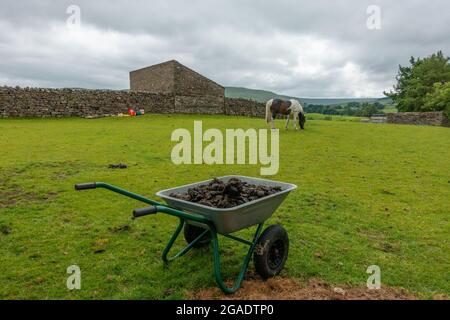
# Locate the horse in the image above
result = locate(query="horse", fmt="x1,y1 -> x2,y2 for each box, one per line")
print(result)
265,98 -> 306,130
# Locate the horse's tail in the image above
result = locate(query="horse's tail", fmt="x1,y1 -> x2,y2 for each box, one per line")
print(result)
265,99 -> 273,123
298,102 -> 306,129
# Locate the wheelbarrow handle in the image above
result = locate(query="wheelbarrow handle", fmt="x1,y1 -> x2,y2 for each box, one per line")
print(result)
133,206 -> 158,218
75,182 -> 97,190
74,181 -> 210,224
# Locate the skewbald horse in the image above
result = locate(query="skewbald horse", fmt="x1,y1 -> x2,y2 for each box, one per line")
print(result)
265,98 -> 306,130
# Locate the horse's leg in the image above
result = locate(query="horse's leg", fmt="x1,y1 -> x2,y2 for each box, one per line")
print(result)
271,112 -> 277,129
293,112 -> 298,130
285,114 -> 290,130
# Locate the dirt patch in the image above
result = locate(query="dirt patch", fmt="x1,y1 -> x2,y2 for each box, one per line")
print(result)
108,163 -> 128,169
0,187 -> 57,208
0,189 -> 20,207
108,224 -> 132,233
92,238 -> 109,254
0,225 -> 12,235
190,278 -> 418,300
170,177 -> 282,208
0,165 -> 60,208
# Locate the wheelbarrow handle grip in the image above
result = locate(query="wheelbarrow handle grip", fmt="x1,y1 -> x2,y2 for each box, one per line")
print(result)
75,183 -> 97,190
133,206 -> 158,218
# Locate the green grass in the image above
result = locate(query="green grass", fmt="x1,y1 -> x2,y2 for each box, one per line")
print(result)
0,115 -> 449,299
306,113 -> 364,122
383,105 -> 398,113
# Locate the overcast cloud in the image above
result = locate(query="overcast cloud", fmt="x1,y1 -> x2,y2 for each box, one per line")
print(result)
0,0 -> 449,97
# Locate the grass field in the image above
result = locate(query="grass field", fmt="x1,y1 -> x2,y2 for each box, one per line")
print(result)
0,115 -> 449,299
306,113 -> 364,121
383,105 -> 398,113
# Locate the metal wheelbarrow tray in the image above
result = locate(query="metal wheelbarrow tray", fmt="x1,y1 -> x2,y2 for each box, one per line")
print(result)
75,175 -> 297,294
157,175 -> 297,234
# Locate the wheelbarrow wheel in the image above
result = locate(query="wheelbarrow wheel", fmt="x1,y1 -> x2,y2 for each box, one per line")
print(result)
253,224 -> 289,279
183,224 -> 211,248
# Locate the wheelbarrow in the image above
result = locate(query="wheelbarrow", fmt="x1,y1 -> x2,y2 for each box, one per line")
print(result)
75,175 -> 297,294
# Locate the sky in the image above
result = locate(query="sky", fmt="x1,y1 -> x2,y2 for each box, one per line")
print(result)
0,0 -> 449,98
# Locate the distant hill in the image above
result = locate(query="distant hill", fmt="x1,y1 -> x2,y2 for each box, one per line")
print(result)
225,87 -> 392,106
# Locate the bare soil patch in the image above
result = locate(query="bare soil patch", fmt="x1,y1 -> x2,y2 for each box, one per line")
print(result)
191,278 -> 418,300
0,186 -> 57,208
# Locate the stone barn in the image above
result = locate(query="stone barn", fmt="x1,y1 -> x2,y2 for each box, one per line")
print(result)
130,60 -> 225,114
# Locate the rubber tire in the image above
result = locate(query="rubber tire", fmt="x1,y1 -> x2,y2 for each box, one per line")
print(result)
183,224 -> 211,248
253,224 -> 289,279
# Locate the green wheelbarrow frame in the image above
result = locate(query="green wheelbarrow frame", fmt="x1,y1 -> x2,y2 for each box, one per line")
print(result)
75,180 -> 293,294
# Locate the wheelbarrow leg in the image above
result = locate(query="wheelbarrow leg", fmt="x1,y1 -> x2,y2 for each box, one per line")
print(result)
211,223 -> 264,294
162,219 -> 185,263
162,219 -> 210,263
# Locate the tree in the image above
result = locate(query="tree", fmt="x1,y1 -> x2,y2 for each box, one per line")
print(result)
373,102 -> 384,110
343,104 -> 356,116
423,82 -> 450,117
347,102 -> 361,109
384,51 -> 450,112
355,103 -> 381,117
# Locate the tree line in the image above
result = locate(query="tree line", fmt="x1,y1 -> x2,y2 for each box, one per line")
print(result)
385,50 -> 450,117
304,51 -> 450,118
304,101 -> 385,117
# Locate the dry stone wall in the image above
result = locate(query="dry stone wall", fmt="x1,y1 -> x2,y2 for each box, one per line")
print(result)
0,87 -> 271,118
174,95 -> 225,114
7,87 -> 447,128
387,111 -> 450,127
223,98 -> 285,119
0,87 -> 174,118
224,98 -> 266,117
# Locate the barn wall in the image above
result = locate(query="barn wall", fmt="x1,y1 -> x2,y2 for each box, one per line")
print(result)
174,63 -> 224,97
129,60 -> 225,114
129,62 -> 175,94
172,62 -> 225,112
